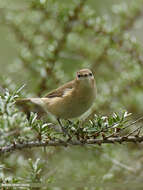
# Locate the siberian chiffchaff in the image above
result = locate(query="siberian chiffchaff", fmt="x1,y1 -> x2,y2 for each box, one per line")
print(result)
17,69 -> 96,133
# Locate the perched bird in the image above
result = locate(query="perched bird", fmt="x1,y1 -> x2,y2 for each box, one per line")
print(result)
17,69 -> 96,133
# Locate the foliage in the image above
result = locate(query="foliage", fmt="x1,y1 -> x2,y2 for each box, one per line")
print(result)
0,0 -> 143,189
0,79 -> 143,189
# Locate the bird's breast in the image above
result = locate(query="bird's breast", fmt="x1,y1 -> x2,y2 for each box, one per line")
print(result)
42,79 -> 96,119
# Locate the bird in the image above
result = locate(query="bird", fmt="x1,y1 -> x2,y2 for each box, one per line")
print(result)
16,69 -> 96,134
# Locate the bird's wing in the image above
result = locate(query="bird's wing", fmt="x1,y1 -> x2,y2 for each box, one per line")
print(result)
44,80 -> 75,98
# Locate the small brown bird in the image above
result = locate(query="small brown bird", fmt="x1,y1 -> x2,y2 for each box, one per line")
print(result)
17,69 -> 96,133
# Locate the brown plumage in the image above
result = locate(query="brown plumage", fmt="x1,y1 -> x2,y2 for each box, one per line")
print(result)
45,81 -> 74,98
16,69 -> 96,120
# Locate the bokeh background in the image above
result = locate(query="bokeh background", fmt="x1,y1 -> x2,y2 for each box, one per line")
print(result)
1,0 -> 143,189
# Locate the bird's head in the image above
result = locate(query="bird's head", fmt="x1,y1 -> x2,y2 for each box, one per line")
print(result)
76,68 -> 95,87
76,69 -> 94,80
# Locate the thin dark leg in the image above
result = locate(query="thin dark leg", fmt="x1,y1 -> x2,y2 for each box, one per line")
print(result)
57,118 -> 71,139
57,118 -> 67,136
67,119 -> 73,125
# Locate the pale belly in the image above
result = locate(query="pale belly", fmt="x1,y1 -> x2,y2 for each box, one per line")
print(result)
61,95 -> 95,119
43,86 -> 96,119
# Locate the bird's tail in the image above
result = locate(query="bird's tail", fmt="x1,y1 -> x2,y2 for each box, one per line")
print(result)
16,98 -> 44,106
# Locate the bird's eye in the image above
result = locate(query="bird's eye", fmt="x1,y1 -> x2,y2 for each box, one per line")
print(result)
78,74 -> 81,78
89,73 -> 92,76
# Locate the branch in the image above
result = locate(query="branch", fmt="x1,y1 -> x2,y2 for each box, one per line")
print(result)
89,3 -> 143,72
0,7 -> 59,86
1,135 -> 143,154
38,0 -> 87,94
1,89 -> 143,155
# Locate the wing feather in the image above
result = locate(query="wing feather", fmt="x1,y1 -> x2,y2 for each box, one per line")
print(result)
44,80 -> 75,98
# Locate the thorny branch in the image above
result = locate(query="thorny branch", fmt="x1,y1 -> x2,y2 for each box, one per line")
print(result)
1,135 -> 143,154
1,116 -> 143,155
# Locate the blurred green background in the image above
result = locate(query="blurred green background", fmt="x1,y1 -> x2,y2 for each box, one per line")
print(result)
1,0 -> 143,189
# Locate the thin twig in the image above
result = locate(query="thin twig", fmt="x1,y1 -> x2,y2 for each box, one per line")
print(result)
88,116 -> 143,137
119,116 -> 143,132
104,155 -> 135,172
125,126 -> 142,138
104,118 -> 143,138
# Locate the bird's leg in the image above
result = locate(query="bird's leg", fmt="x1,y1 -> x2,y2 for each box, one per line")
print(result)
67,119 -> 73,125
57,118 -> 67,136
57,118 -> 71,140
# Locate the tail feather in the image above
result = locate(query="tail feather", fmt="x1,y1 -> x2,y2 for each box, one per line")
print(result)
16,98 -> 46,119
29,98 -> 44,106
16,98 -> 31,103
16,98 -> 44,106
